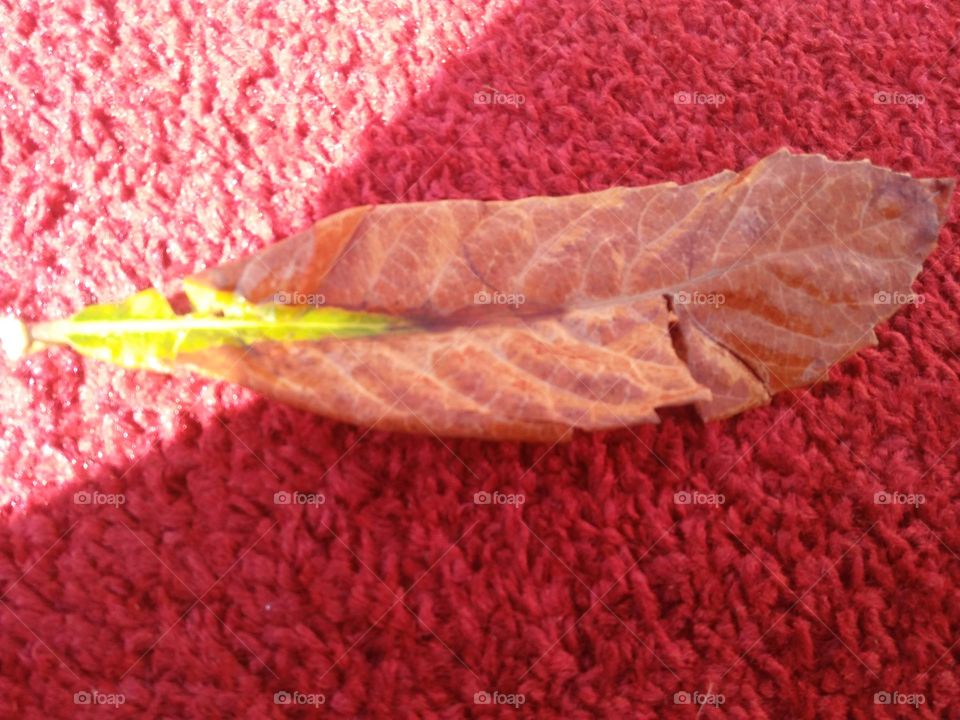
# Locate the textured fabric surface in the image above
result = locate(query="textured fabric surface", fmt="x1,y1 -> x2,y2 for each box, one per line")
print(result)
1,0 -> 958,717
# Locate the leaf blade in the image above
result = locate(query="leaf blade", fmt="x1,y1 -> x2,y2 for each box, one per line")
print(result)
183,150 -> 954,439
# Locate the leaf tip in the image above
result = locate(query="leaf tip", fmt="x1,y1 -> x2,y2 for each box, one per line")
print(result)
0,316 -> 31,361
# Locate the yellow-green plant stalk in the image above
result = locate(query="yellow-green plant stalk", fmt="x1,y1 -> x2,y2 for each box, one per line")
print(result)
0,278 -> 407,372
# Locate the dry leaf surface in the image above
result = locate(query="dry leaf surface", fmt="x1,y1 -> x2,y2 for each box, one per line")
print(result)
183,150 -> 954,441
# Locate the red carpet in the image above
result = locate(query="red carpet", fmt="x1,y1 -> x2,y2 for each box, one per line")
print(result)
1,0 -> 959,717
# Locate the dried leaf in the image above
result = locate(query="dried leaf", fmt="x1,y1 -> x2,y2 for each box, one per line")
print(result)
7,150 -> 953,441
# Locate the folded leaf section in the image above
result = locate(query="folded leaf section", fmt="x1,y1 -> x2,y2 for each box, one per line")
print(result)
178,297 -> 712,442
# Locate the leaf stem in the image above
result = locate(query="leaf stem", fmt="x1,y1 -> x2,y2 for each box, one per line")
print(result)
27,316 -> 394,340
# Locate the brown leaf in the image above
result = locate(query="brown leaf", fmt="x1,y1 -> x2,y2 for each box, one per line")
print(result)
181,149 -> 954,441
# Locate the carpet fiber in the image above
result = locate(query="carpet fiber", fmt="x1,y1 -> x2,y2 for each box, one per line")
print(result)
1,0 -> 959,717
